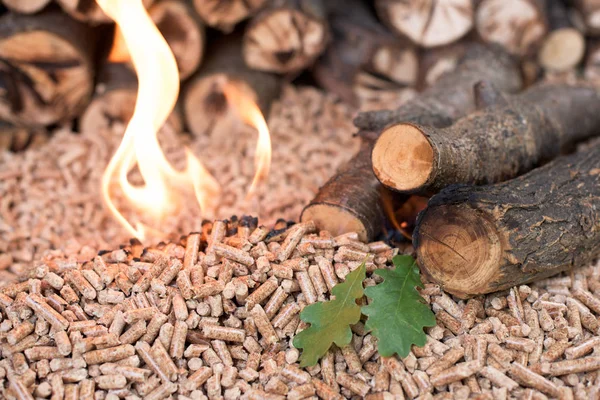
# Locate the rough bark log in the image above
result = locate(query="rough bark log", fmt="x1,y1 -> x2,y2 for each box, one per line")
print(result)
538,0 -> 585,72
2,0 -> 50,14
313,0 -> 418,106
56,0 -> 155,24
372,83 -> 600,194
149,0 -> 205,80
0,10 -> 97,128
79,62 -> 182,134
476,0 -> 547,56
193,0 -> 267,33
414,140 -> 600,298
301,44 -> 522,241
243,0 -> 328,74
182,34 -> 281,139
572,0 -> 600,35
374,0 -> 473,48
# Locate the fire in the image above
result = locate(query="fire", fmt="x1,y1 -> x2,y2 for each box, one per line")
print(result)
96,0 -> 271,241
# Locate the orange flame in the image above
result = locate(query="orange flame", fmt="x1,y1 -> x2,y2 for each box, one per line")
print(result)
97,0 -> 271,241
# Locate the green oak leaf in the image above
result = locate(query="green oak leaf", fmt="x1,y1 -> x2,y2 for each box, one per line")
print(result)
362,255 -> 436,358
293,262 -> 366,367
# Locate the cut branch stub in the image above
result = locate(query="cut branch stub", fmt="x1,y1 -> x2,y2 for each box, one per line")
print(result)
372,83 -> 600,195
414,140 -> 600,298
374,0 -> 473,48
243,0 -> 328,74
0,10 -> 97,128
149,0 -> 205,80
476,0 -> 547,56
57,0 -> 155,24
193,0 -> 267,33
3,0 -> 51,14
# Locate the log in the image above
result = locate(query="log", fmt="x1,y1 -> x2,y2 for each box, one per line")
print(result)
2,0 -> 50,14
313,0 -> 418,105
572,0 -> 600,35
243,0 -> 328,74
79,62 -> 182,134
192,0 -> 267,33
476,0 -> 547,56
372,83 -> 600,194
182,33 -> 281,139
0,10 -> 97,128
418,42 -> 468,89
374,0 -> 473,48
0,122 -> 48,152
585,41 -> 600,81
149,0 -> 205,80
300,44 -> 522,241
413,139 -> 600,298
538,0 -> 585,72
56,0 -> 154,24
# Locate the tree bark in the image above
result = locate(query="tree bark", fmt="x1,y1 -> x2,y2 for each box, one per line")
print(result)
193,0 -> 267,33
182,33 -> 281,139
243,0 -> 328,75
2,0 -> 50,14
475,0 -> 547,56
0,10 -> 98,128
414,140 -> 600,298
301,44 -> 522,242
79,62 -> 182,134
372,83 -> 600,194
375,0 -> 473,48
149,0 -> 206,80
572,0 -> 600,35
56,0 -> 155,24
0,122 -> 48,152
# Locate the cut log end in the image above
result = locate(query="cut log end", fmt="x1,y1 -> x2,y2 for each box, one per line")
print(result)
193,0 -> 267,32
301,204 -> 369,242
372,124 -> 434,193
539,28 -> 586,72
3,0 -> 51,14
415,204 -> 503,298
244,9 -> 328,74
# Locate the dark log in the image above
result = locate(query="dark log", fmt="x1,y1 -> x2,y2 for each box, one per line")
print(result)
193,0 -> 267,33
374,0 -> 473,48
183,33 -> 281,139
243,0 -> 328,74
0,10 -> 97,128
0,122 -> 48,152
149,0 -> 205,80
56,0 -> 155,24
572,0 -> 600,35
585,41 -> 600,81
414,139 -> 600,298
301,44 -> 522,241
476,0 -> 547,56
313,0 -> 418,106
2,0 -> 50,14
79,62 -> 182,134
372,83 -> 600,194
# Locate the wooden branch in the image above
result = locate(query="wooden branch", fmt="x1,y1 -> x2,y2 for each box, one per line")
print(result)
2,0 -> 50,14
79,63 -> 182,134
301,44 -> 522,241
0,10 -> 97,128
149,0 -> 205,80
182,34 -> 281,138
414,140 -> 600,298
476,0 -> 547,56
538,0 -> 585,72
243,0 -> 329,74
56,0 -> 155,24
313,0 -> 418,105
372,83 -> 600,194
374,0 -> 473,48
193,0 -> 267,33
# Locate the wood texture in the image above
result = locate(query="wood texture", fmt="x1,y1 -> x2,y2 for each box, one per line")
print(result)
2,0 -> 50,14
301,44 -> 522,241
414,140 -> 600,298
57,0 -> 155,24
193,0 -> 267,33
372,83 -> 600,194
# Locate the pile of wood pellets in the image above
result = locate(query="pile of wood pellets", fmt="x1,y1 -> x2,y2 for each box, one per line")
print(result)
1,217 -> 600,400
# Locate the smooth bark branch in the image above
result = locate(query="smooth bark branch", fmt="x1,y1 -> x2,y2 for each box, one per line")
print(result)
193,0 -> 267,33
57,0 -> 155,24
301,44 -> 522,241
476,0 -> 547,56
183,34 -> 281,139
243,0 -> 328,74
372,83 -> 600,194
149,0 -> 205,80
375,0 -> 473,48
414,141 -> 600,298
2,0 -> 50,14
0,10 -> 97,128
